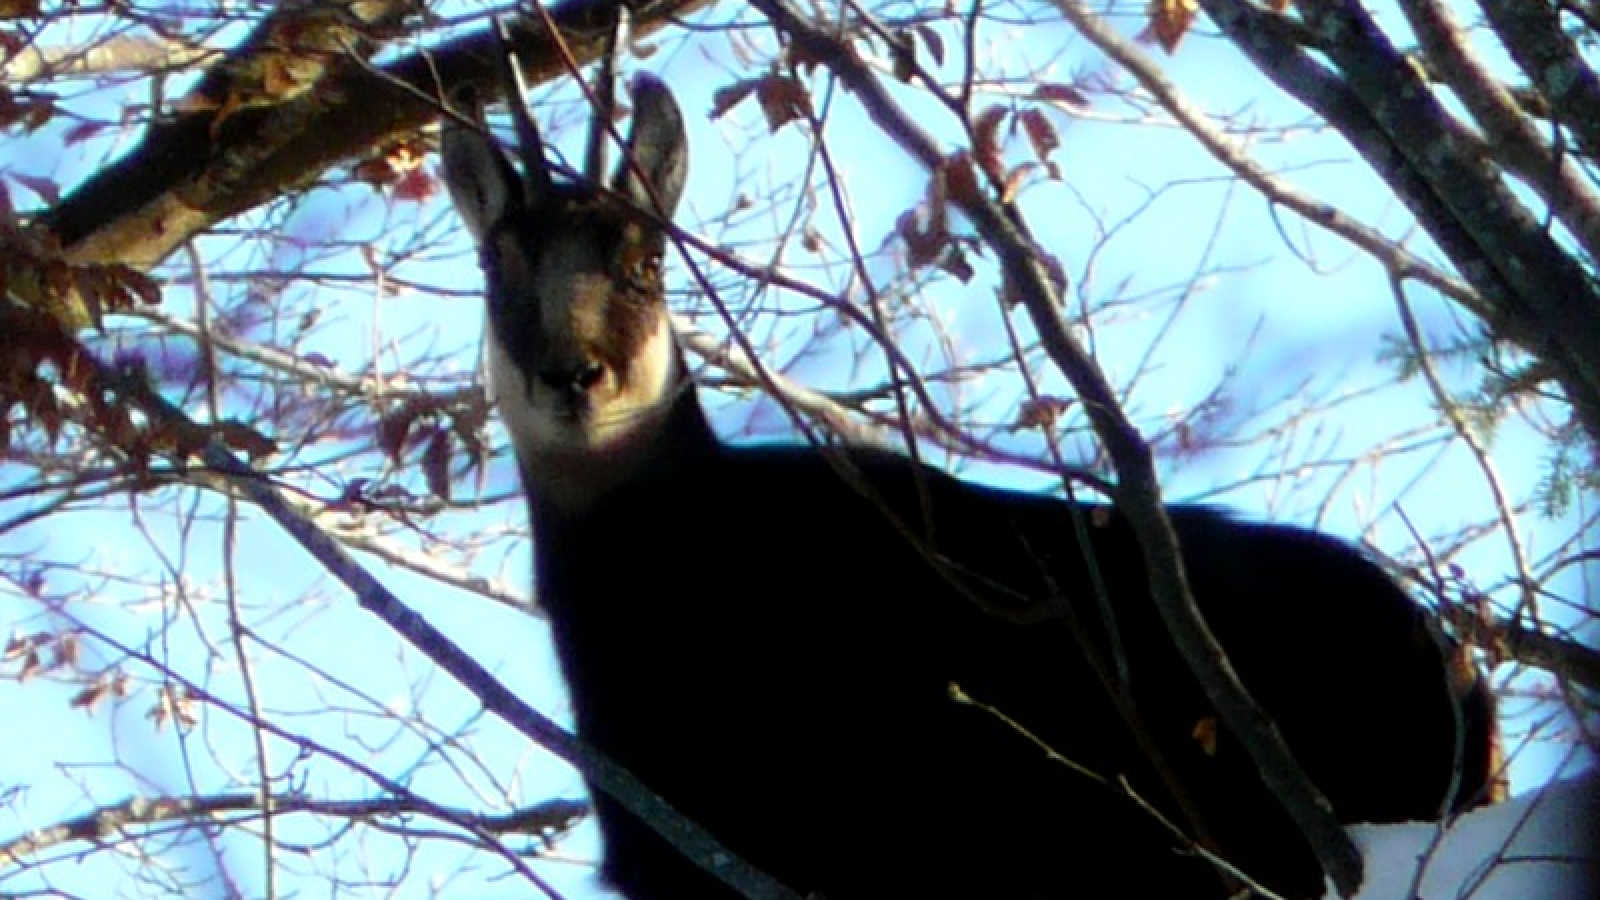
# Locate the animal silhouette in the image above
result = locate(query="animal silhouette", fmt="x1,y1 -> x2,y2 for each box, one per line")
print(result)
440,46 -> 1496,900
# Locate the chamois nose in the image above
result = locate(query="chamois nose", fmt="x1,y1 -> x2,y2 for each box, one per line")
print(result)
538,363 -> 604,396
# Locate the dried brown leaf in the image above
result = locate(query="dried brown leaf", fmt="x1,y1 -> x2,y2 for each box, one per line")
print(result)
1001,162 -> 1036,204
63,121 -> 103,146
1144,0 -> 1197,54
0,86 -> 53,131
74,269 -> 105,330
942,151 -> 983,209
70,680 -> 111,714
897,208 -> 944,272
1014,396 -> 1073,431
149,686 -> 200,731
972,106 -> 1007,184
755,74 -> 811,133
915,25 -> 946,67
890,29 -> 916,83
1034,83 -> 1090,108
801,228 -> 823,254
784,38 -> 830,78
18,649 -> 40,681
173,689 -> 200,728
1019,108 -> 1059,164
55,632 -> 79,668
352,154 -> 399,187
9,171 -> 59,205
112,266 -> 162,308
939,246 -> 975,283
215,420 -> 277,460
710,78 -> 759,121
422,426 -> 452,501
377,404 -> 420,462
393,168 -> 437,203
4,631 -> 45,661
451,417 -> 487,478
1192,715 -> 1220,756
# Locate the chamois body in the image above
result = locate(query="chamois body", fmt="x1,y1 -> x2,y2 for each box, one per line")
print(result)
540,439 -> 1495,900
443,61 -> 1496,900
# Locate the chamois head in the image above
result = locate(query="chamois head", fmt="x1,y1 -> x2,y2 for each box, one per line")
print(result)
441,39 -> 692,511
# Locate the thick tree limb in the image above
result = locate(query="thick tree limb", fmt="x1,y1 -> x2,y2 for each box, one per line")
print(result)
1,33 -> 219,80
42,0 -> 710,270
1396,0 -> 1600,263
1478,0 -> 1600,166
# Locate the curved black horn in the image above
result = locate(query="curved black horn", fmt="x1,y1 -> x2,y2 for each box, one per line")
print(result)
584,5 -> 629,182
493,18 -> 553,201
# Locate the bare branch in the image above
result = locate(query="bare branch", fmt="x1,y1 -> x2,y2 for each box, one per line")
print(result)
0,793 -> 586,869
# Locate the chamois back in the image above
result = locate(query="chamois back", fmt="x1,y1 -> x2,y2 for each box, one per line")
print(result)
538,443 -> 1496,899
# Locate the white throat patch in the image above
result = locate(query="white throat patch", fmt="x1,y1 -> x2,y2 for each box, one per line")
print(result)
485,310 -> 681,513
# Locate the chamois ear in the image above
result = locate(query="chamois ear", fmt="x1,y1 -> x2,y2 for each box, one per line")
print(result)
441,88 -> 521,242
613,74 -> 688,221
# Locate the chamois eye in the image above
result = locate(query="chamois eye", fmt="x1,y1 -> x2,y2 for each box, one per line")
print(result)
574,362 -> 604,389
538,363 -> 604,395
618,246 -> 658,291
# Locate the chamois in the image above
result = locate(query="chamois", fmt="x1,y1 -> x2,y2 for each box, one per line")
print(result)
440,46 -> 1496,900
